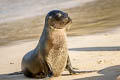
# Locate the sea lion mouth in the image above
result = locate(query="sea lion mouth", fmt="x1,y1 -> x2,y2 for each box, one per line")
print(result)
50,17 -> 72,29
64,17 -> 72,25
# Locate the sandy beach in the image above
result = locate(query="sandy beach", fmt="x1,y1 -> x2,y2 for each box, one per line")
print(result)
0,0 -> 120,80
0,27 -> 120,80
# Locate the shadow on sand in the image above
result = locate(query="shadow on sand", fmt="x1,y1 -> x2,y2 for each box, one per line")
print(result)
0,74 -> 28,80
0,70 -> 97,80
0,73 -> 46,80
69,46 -> 120,51
0,66 -> 120,80
73,65 -> 120,80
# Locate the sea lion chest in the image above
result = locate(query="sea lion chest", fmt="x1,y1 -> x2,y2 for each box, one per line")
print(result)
45,30 -> 68,76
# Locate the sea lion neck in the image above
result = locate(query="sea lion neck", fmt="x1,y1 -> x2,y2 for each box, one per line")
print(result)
35,24 -> 67,51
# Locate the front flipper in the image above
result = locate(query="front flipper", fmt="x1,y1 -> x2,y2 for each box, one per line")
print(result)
65,56 -> 80,74
66,56 -> 97,75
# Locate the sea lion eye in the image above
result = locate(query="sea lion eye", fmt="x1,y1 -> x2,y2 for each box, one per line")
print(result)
56,13 -> 62,18
48,16 -> 52,19
54,13 -> 62,20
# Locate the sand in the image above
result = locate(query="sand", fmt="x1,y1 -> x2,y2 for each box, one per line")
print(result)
0,0 -> 120,80
0,27 -> 120,80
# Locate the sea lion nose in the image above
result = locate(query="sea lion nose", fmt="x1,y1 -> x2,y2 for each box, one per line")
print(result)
64,13 -> 71,21
64,13 -> 68,18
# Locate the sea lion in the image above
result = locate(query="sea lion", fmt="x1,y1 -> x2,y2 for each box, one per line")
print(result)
21,10 -> 81,78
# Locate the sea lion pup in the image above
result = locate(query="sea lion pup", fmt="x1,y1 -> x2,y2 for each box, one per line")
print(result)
21,10 -> 81,78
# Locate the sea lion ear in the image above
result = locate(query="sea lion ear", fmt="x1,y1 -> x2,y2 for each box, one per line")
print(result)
48,16 -> 52,19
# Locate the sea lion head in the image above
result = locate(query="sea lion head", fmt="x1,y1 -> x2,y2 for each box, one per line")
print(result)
46,10 -> 72,29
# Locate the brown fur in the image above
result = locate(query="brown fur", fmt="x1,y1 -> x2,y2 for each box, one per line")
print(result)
21,10 -> 81,79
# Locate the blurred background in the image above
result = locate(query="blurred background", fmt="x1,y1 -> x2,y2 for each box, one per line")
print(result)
0,0 -> 120,46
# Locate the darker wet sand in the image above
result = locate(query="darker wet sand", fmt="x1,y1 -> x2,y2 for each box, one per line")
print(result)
0,0 -> 120,46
